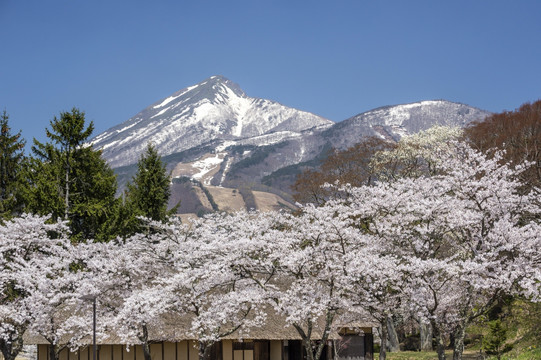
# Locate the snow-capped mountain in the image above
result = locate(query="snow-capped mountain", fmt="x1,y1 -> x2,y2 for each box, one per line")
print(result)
321,100 -> 492,148
92,76 -> 492,203
92,75 -> 333,168
218,99 -> 491,192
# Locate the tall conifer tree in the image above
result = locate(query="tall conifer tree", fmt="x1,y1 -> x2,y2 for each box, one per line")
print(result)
118,143 -> 176,236
0,110 -> 26,219
26,108 -> 118,241
128,143 -> 171,221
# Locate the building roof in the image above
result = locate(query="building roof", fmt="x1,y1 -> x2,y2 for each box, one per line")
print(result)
25,306 -> 376,345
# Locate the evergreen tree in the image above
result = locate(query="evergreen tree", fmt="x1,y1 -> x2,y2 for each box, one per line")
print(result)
32,108 -> 93,219
0,110 -> 26,219
120,143 -> 176,236
25,108 -> 118,241
483,320 -> 510,360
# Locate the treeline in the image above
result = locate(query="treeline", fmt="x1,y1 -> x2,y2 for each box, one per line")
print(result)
0,107 -> 175,241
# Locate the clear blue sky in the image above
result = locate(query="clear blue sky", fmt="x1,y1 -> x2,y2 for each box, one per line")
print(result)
2,0 -> 540,151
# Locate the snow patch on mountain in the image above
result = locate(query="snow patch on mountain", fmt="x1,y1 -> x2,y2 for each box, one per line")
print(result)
216,141 -> 237,152
345,100 -> 491,134
154,95 -> 180,109
192,154 -> 225,184
153,84 -> 199,109
236,131 -> 303,147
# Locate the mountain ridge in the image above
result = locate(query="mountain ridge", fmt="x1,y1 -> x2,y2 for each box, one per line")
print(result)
92,76 -> 493,207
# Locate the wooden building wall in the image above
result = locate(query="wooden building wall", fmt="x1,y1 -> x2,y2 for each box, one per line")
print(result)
37,342 -> 201,360
36,334 -> 373,360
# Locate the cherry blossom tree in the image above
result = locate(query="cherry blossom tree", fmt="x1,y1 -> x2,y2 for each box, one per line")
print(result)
302,188 -> 406,360
71,240 -> 137,349
0,215 -> 70,360
26,253 -> 80,360
159,211 -> 279,360
332,140 -> 541,360
369,125 -> 463,180
93,229 -> 176,360
344,248 -> 404,360
260,205 -> 367,360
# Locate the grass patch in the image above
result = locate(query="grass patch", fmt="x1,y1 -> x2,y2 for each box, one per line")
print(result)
506,345 -> 541,360
376,351 -> 439,360
376,348 -> 541,360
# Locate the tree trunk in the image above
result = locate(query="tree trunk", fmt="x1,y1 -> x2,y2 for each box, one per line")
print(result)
431,320 -> 446,360
304,338 -> 315,360
313,311 -> 334,360
293,322 -> 314,360
47,344 -> 63,360
49,344 -> 58,360
141,324 -> 152,360
379,319 -> 388,360
0,331 -> 24,360
452,324 -> 466,360
64,150 -> 70,221
386,315 -> 400,352
294,312 -> 334,360
0,345 -> 16,360
198,341 -> 213,360
420,322 -> 433,351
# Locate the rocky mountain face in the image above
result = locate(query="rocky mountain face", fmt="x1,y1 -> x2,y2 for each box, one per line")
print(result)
92,76 -> 492,209
251,100 -> 492,192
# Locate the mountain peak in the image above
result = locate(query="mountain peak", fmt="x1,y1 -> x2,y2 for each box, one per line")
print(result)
197,75 -> 237,89
92,77 -> 332,168
207,74 -> 230,83
154,75 -> 245,108
199,75 -> 245,98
